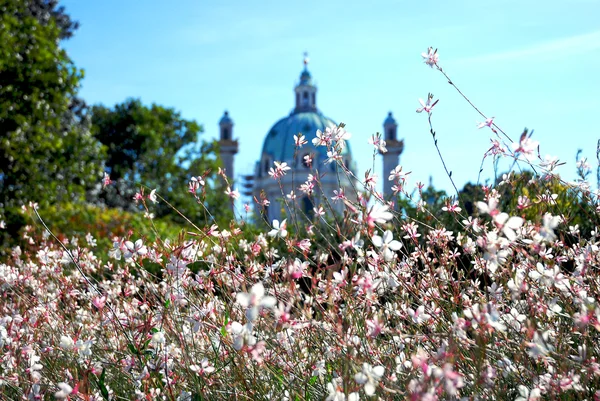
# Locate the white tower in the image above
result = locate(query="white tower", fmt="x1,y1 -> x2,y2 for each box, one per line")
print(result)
218,111 -> 238,196
381,112 -> 404,198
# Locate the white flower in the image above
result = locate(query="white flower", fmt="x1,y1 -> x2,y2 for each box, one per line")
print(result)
190,358 -> 215,375
527,331 -> 553,359
268,219 -> 288,238
536,213 -> 561,243
325,380 -> 346,401
312,129 -> 331,147
515,385 -> 541,401
372,230 -> 402,261
229,321 -> 256,350
54,382 -> 73,399
512,135 -> 539,161
236,282 -> 277,322
355,362 -> 384,396
369,134 -> 387,153
123,239 -> 147,260
407,305 -> 431,325
109,241 -> 122,260
151,331 -> 166,346
59,335 -> 74,350
268,161 -> 291,178
422,47 -> 439,67
494,213 -> 523,241
148,188 -> 158,203
225,186 -> 240,200
75,339 -> 94,358
388,165 -> 410,182
367,204 -> 394,227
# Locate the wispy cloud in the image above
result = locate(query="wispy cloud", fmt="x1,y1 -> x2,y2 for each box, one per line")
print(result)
452,30 -> 600,65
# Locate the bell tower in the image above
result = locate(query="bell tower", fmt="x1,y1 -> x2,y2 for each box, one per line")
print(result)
381,112 -> 404,198
218,110 -> 238,189
294,53 -> 317,113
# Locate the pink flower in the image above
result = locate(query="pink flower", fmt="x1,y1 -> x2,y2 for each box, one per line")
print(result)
189,176 -> 205,193
313,205 -> 325,218
225,186 -> 240,200
268,161 -> 291,179
102,172 -> 112,188
512,131 -> 539,161
477,117 -> 495,129
422,47 -> 439,67
133,192 -> 144,204
442,200 -> 462,213
288,259 -> 308,280
364,172 -> 378,189
416,94 -> 439,114
92,296 -> 107,310
294,133 -> 307,148
331,189 -> 346,203
366,204 -> 394,228
303,154 -> 313,167
312,129 -> 331,147
388,165 -> 410,182
369,133 -> 387,153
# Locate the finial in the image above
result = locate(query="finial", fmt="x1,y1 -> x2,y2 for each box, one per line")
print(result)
303,52 -> 309,70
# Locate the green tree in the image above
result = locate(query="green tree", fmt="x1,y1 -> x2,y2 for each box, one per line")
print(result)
0,0 -> 104,209
90,99 -> 232,225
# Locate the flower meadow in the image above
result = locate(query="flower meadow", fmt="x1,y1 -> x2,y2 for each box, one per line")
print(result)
1,50 -> 600,401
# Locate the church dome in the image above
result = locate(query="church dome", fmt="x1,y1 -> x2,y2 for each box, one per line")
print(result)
256,58 -> 355,178
259,111 -> 353,168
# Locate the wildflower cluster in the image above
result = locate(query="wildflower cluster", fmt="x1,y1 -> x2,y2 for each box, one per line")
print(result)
0,48 -> 599,401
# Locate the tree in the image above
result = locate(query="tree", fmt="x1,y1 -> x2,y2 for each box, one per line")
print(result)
0,0 -> 105,209
90,99 -> 232,225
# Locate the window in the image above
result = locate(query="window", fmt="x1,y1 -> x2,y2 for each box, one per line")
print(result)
302,153 -> 312,168
301,197 -> 314,218
222,128 -> 230,140
387,128 -> 395,141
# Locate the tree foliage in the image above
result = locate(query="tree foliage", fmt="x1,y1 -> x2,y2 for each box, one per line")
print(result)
90,99 -> 232,225
0,0 -> 104,209
400,171 -> 598,245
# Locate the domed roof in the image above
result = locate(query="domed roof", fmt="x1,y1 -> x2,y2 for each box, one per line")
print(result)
219,110 -> 233,125
261,111 -> 353,164
257,57 -> 355,176
384,111 -> 397,126
299,69 -> 312,86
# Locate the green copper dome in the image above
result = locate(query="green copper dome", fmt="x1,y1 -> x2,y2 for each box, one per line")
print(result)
256,59 -> 355,178
259,111 -> 353,168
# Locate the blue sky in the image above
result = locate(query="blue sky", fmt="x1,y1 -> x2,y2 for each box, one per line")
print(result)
61,0 -> 600,197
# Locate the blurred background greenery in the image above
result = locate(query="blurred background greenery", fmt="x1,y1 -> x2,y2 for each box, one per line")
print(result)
0,0 -> 232,255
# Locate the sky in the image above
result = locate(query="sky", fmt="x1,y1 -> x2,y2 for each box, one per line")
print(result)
60,0 -> 600,199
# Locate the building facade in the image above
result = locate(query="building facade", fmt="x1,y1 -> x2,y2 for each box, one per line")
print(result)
220,58 -> 403,220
